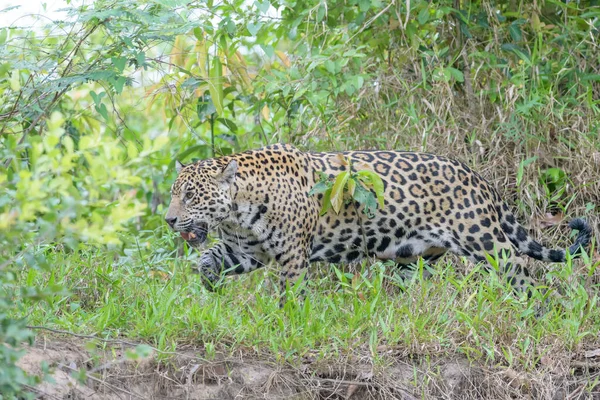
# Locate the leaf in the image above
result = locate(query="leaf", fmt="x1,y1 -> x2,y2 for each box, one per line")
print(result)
112,76 -> 126,94
197,94 -> 216,120
581,74 -> 600,82
224,18 -> 236,35
193,27 -> 203,41
309,181 -> 331,196
111,56 -> 127,73
208,56 -> 224,116
417,7 -> 429,25
447,67 -> 464,82
319,189 -> 332,216
316,3 -> 326,22
96,103 -> 109,121
255,0 -> 270,13
347,177 -> 356,197
217,118 -> 238,133
331,154 -> 348,167
325,60 -> 336,74
501,44 -> 530,61
260,44 -> 274,58
261,105 -> 270,120
247,21 -> 263,36
516,156 -> 537,186
330,171 -> 350,214
509,22 -> 522,42
356,170 -> 385,208
196,39 -> 208,77
352,182 -> 377,218
275,51 -> 291,67
9,70 -> 20,91
531,12 -> 541,31
358,0 -> 370,12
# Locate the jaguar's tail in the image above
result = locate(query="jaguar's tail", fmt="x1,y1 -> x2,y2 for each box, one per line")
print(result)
498,204 -> 591,262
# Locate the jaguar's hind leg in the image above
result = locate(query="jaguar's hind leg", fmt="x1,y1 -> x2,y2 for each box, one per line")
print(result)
395,247 -> 447,280
457,239 -> 538,298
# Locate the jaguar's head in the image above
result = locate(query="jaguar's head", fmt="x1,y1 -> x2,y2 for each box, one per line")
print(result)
165,159 -> 237,245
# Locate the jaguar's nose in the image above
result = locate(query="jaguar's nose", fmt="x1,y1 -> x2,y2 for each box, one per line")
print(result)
165,216 -> 177,227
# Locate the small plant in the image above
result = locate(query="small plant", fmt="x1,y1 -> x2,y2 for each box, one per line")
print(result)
308,156 -> 385,218
539,167 -> 569,206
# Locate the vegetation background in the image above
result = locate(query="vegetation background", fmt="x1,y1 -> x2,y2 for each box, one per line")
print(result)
1,0 -> 600,398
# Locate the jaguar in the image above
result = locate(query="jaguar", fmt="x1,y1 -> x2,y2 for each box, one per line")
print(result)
165,143 -> 591,306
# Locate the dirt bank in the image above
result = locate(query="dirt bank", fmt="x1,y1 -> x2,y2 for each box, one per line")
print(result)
17,337 -> 600,399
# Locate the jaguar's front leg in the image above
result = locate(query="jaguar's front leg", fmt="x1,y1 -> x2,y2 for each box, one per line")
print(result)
194,241 -> 267,291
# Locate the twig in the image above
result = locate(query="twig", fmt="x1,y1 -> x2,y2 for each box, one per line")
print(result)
0,74 -> 33,132
185,364 -> 201,400
58,363 -> 146,400
303,377 -> 418,400
570,360 -> 600,370
22,384 -> 62,400
3,23 -> 102,169
349,0 -> 395,42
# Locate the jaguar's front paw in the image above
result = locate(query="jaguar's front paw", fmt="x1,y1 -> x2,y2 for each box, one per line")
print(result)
194,253 -> 221,292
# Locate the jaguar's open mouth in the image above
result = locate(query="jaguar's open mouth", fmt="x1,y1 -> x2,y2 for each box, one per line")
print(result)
180,222 -> 208,245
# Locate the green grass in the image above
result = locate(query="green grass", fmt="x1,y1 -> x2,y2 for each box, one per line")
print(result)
12,231 -> 600,371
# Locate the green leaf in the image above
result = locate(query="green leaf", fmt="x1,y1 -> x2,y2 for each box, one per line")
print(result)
217,118 -> 238,133
135,51 -> 146,68
316,3 -> 326,22
193,27 -> 203,41
0,28 -> 7,45
96,103 -> 109,121
208,57 -> 224,116
501,44 -> 530,61
356,170 -> 385,208
581,74 -> 600,82
352,182 -> 377,219
516,156 -> 538,186
309,181 -> 331,196
325,60 -> 336,74
320,189 -> 332,216
330,171 -> 350,214
260,44 -> 274,58
418,7 -> 429,25
255,0 -> 270,13
358,0 -> 370,12
247,21 -> 263,36
111,56 -> 127,73
89,90 -> 105,105
509,23 -> 522,42
347,177 -> 356,197
197,93 -> 216,120
173,145 -> 211,167
112,76 -> 126,94
447,67 -> 464,82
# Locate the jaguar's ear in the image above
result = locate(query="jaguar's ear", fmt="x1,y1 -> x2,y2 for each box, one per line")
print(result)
175,160 -> 185,174
216,160 -> 238,186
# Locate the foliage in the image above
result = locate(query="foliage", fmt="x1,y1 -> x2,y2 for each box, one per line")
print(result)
0,0 -> 599,396
308,156 -> 385,218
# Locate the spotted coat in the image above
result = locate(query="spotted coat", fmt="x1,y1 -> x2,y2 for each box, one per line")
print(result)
165,144 -> 592,305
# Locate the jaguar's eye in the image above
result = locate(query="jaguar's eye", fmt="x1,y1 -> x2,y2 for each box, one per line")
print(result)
185,192 -> 194,200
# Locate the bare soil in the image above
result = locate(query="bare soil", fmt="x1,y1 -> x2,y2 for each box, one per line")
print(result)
17,337 -> 600,399
20,337 -> 600,400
